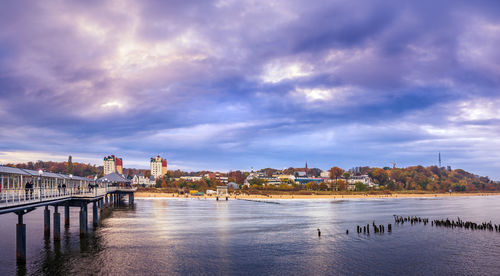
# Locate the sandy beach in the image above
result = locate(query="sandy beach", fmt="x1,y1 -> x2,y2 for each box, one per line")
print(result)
134,192 -> 500,200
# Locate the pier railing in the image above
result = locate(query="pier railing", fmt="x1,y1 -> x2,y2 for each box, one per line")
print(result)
0,186 -> 124,208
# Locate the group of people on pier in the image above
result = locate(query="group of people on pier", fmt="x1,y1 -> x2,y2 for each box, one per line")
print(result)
24,181 -> 35,198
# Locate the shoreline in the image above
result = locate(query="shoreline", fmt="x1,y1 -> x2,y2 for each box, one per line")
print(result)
134,192 -> 500,200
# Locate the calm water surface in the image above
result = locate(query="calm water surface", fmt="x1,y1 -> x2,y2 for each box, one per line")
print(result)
1,196 -> 500,275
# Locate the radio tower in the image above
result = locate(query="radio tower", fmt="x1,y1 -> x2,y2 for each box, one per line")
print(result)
438,152 -> 442,168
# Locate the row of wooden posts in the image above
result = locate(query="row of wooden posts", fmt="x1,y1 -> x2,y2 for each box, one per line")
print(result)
394,215 -> 429,225
354,221 -> 392,235
321,215 -> 500,237
394,215 -> 500,232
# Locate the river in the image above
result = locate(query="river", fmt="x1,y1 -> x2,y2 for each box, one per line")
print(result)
1,196 -> 500,275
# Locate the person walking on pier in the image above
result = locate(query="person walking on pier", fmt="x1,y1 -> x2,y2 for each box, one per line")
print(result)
28,181 -> 34,199
25,181 -> 30,199
25,181 -> 33,199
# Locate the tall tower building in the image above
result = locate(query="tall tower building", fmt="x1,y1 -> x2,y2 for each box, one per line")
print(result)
151,155 -> 167,179
104,155 -> 123,175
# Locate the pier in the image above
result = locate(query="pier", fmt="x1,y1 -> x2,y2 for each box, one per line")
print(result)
0,166 -> 136,263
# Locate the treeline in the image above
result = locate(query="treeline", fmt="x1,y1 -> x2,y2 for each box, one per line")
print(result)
329,165 -> 499,192
380,166 -> 498,192
5,159 -> 498,192
5,160 -> 100,177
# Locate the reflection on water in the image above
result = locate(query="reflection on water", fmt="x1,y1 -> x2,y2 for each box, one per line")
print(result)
0,196 -> 500,275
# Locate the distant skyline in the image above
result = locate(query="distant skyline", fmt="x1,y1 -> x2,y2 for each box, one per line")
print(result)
1,1 -> 500,179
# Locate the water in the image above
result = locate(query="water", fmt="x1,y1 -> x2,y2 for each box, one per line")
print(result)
1,196 -> 500,275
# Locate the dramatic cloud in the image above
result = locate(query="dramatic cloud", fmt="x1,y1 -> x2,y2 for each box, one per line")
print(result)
1,0 -> 500,178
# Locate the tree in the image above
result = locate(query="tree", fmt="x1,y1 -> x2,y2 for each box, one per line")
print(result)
66,155 -> 74,175
369,168 -> 389,186
337,180 -> 347,191
305,181 -> 318,190
329,167 -> 344,181
127,168 -> 135,178
319,182 -> 328,191
354,181 -> 367,191
343,172 -> 351,181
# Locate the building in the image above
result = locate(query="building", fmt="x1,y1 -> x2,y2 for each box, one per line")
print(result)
244,171 -> 286,187
115,158 -> 123,174
325,175 -> 378,190
294,177 -> 324,185
346,175 -> 378,188
104,155 -> 123,175
150,156 -> 167,179
279,174 -> 295,182
227,182 -> 239,189
203,173 -> 229,184
132,173 -> 155,186
320,171 -> 330,178
180,176 -> 203,181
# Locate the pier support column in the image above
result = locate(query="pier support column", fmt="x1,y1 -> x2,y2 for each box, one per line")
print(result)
44,206 -> 50,236
105,194 -> 108,206
64,204 -> 70,227
79,204 -> 88,236
16,212 -> 26,263
129,193 -> 134,205
93,202 -> 98,227
84,204 -> 88,232
53,206 -> 60,241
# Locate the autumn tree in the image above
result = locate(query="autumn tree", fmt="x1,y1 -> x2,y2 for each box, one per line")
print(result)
228,171 -> 245,184
369,168 -> 389,187
354,181 -> 367,191
319,182 -> 328,191
305,181 -> 318,190
329,167 -> 344,180
337,180 -> 347,191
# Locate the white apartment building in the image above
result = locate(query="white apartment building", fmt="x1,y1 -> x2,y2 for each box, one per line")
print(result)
104,155 -> 122,175
150,156 -> 167,179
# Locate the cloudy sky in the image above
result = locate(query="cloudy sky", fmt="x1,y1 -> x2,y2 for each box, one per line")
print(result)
1,1 -> 500,178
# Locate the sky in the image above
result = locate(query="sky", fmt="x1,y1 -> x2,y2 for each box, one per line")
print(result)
1,1 -> 500,179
